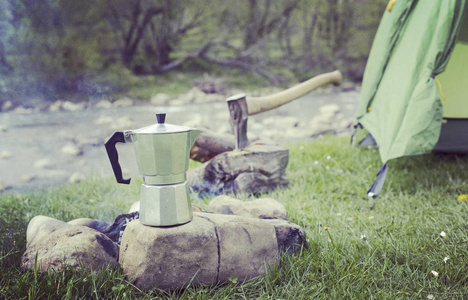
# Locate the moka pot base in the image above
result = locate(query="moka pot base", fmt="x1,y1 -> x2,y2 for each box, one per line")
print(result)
139,181 -> 193,227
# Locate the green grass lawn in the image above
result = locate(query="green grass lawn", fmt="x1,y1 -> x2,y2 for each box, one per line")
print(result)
1,135 -> 467,299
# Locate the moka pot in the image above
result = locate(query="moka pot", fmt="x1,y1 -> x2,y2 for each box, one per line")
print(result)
105,113 -> 201,227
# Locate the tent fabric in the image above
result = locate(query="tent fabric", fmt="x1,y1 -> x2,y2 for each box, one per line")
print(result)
436,43 -> 468,119
433,119 -> 468,153
357,0 -> 467,163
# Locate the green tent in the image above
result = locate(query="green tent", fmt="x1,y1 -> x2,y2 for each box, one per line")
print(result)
356,0 -> 467,197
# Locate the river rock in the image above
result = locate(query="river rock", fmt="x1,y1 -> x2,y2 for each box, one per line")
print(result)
21,225 -> 119,272
2,100 -> 13,112
174,87 -> 205,105
202,93 -> 224,103
62,101 -> 85,111
110,116 -> 133,130
94,100 -> 113,109
13,106 -> 34,114
94,116 -> 113,125
113,97 -> 134,107
18,175 -> 37,183
262,116 -> 302,128
319,103 -> 340,116
207,195 -> 289,221
61,142 -> 82,156
49,101 -> 63,112
119,212 -> 279,291
0,181 -> 12,193
309,104 -> 353,136
188,143 -> 289,196
68,172 -> 85,183
0,150 -> 12,159
34,158 -> 53,169
150,93 -> 171,106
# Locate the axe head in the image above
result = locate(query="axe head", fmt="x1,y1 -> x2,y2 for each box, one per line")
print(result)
226,94 -> 249,149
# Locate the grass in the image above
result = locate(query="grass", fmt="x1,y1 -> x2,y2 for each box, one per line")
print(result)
1,135 -> 468,299
109,62 -> 278,101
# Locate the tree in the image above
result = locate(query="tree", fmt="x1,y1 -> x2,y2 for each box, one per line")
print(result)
104,0 -> 213,75
241,0 -> 299,51
0,0 -> 13,73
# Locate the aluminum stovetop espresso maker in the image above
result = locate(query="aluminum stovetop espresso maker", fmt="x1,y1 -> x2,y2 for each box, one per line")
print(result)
105,113 -> 201,227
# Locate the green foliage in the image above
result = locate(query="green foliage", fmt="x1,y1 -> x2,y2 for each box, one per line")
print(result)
0,0 -> 390,104
1,135 -> 468,298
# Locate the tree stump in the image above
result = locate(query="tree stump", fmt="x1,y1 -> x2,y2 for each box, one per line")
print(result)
188,142 -> 289,196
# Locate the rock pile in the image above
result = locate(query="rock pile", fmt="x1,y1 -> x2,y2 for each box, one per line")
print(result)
0,87 -> 226,114
22,196 -> 307,291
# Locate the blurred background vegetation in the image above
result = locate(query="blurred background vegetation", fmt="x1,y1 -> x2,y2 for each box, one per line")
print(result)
0,0 -> 387,106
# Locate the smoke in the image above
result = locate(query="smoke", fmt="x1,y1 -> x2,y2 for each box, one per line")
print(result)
77,76 -> 114,103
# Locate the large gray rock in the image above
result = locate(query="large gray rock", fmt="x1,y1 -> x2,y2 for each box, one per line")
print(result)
26,215 -> 71,246
67,217 -> 110,232
21,225 -> 119,272
188,143 -> 289,196
264,219 -> 308,253
119,212 -> 279,291
207,195 -> 289,221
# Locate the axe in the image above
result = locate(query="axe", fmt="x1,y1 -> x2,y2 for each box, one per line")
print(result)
227,70 -> 343,149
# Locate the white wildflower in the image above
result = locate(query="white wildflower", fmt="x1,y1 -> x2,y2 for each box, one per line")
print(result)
314,161 -> 319,165
431,270 -> 439,277
444,257 -> 449,263
326,155 -> 331,160
427,295 -> 434,300
440,231 -> 446,238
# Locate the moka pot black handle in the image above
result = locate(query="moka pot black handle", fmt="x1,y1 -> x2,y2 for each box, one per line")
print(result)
105,131 -> 131,184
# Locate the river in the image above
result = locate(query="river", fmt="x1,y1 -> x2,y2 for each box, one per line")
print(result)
0,88 -> 360,193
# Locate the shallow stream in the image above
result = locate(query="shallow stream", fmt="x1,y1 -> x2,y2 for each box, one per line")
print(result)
0,89 -> 359,193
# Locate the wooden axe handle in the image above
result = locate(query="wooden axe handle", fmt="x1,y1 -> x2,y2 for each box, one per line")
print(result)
246,70 -> 342,115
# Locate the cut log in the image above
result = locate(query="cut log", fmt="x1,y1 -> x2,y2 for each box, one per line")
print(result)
190,128 -> 235,162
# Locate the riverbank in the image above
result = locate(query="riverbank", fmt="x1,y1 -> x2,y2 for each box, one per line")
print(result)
0,84 -> 360,193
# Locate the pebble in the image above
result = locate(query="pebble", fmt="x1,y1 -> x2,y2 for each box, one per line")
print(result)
113,98 -> 133,107
61,143 -> 82,156
150,93 -> 171,106
62,101 -> 85,111
0,181 -> 12,192
94,116 -> 113,125
49,101 -> 63,112
0,151 -> 12,159
94,100 -> 113,109
68,172 -> 85,183
18,175 -> 37,183
13,107 -> 34,114
2,100 -> 13,111
110,116 -> 133,130
34,158 -> 53,169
